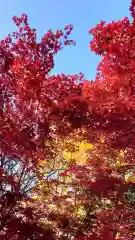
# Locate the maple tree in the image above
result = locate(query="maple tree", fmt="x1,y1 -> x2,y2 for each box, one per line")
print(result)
44,0 -> 135,238
0,0 -> 135,239
0,13 -> 83,239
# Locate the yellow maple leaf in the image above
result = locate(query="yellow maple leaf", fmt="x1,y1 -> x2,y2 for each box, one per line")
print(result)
63,151 -> 71,161
116,150 -> 128,168
72,151 -> 87,165
79,141 -> 93,151
31,195 -> 38,200
116,160 -> 128,168
76,206 -> 86,217
38,160 -> 46,167
48,204 -> 57,209
63,140 -> 93,165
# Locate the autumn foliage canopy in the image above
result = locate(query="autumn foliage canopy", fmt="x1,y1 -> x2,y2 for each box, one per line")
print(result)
0,0 -> 135,239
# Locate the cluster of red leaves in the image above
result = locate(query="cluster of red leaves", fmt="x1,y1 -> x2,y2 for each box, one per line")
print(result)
56,0 -> 135,150
0,0 -> 135,239
0,13 -> 80,162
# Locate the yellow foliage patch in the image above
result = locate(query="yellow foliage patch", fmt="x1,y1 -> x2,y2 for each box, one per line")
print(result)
63,141 -> 93,165
38,160 -> 46,167
76,206 -> 86,217
116,150 -> 128,168
79,142 -> 93,151
31,195 -> 38,200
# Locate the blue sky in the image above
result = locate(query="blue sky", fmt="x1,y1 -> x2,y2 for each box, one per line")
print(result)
0,0 -> 131,80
